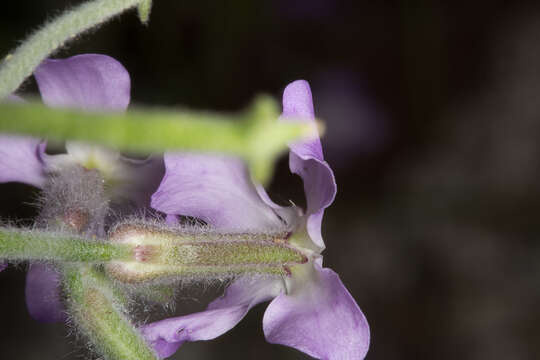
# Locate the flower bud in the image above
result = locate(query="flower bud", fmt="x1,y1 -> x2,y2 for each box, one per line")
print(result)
105,222 -> 307,284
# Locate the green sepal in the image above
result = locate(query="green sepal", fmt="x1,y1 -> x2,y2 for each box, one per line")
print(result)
105,222 -> 307,284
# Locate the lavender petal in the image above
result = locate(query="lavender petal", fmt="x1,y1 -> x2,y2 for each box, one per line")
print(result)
25,264 -> 65,323
34,54 -> 130,111
141,277 -> 282,358
0,135 -> 46,188
281,80 -> 337,249
151,154 -> 291,232
263,265 -> 370,359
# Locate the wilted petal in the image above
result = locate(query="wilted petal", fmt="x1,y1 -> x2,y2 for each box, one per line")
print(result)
0,135 -> 46,188
34,54 -> 130,111
281,80 -> 337,249
263,266 -> 370,360
142,277 -> 282,358
25,264 -> 65,322
152,154 -> 290,232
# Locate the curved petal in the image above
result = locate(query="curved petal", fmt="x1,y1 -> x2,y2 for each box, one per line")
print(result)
141,277 -> 282,358
34,54 -> 130,111
263,265 -> 370,360
142,305 -> 248,358
0,135 -> 46,187
255,184 -> 302,229
289,154 -> 336,249
0,263 -> 6,272
281,80 -> 337,249
151,154 -> 291,232
25,264 -> 65,323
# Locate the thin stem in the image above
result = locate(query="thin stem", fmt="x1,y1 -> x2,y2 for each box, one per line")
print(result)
0,227 -> 132,262
63,265 -> 158,360
0,0 -> 146,98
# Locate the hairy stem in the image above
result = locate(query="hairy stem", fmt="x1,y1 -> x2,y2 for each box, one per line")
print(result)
63,265 -> 158,360
0,227 -> 132,262
0,0 -> 147,98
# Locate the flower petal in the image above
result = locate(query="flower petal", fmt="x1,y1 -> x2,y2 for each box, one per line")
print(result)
151,154 -> 290,232
281,80 -> 337,249
263,265 -> 370,360
141,306 -> 248,358
34,54 -> 130,111
0,135 -> 46,187
141,277 -> 282,358
25,264 -> 65,323
0,263 -> 6,272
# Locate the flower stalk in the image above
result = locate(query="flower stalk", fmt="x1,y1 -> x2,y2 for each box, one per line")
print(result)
0,227 -> 132,263
63,264 -> 158,360
0,97 -> 314,183
0,0 -> 149,99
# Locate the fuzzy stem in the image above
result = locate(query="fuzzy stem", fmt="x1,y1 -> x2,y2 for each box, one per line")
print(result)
63,265 -> 158,360
0,0 -> 147,99
0,227 -> 132,262
0,96 -> 313,183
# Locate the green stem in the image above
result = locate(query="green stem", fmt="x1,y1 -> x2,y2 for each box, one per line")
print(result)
0,96 -> 312,183
0,0 -> 147,99
0,227 -> 132,262
63,265 -> 158,360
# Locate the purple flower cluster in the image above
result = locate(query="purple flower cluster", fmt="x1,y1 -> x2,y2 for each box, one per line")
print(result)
0,55 -> 370,359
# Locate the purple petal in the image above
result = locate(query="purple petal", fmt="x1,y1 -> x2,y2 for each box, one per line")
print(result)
0,135 -> 46,187
34,54 -> 130,111
151,154 -> 290,232
142,306 -> 248,358
0,263 -> 6,272
281,80 -> 337,248
263,265 -> 370,360
141,277 -> 282,358
25,264 -> 65,323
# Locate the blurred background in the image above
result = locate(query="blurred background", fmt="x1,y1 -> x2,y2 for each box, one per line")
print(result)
1,0 -> 540,359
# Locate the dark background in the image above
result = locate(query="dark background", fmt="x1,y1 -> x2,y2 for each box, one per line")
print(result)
2,1 -> 540,359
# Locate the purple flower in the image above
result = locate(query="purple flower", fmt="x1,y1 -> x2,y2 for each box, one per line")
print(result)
0,54 -> 160,322
143,80 -> 370,359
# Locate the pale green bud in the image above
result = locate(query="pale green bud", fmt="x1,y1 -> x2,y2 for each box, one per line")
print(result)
105,222 -> 307,284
